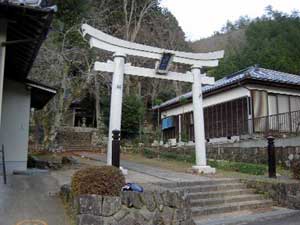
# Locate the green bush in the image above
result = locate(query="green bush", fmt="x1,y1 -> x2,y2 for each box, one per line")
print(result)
159,151 -> 195,163
208,160 -> 267,175
71,166 -> 125,196
143,148 -> 158,159
291,160 -> 300,180
142,148 -> 196,163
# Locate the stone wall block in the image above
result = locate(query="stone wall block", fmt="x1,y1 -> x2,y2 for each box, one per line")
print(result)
141,191 -> 157,212
102,196 -> 122,217
132,192 -> 144,209
102,216 -> 119,225
162,191 -> 183,208
121,191 -> 132,207
113,208 -> 130,222
160,207 -> 174,225
77,195 -> 98,215
92,196 -> 103,216
77,214 -> 103,225
152,209 -> 164,225
120,192 -> 144,209
153,192 -> 164,209
133,210 -> 151,224
118,212 -> 139,225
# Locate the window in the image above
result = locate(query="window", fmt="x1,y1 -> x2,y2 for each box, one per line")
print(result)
290,96 -> 300,112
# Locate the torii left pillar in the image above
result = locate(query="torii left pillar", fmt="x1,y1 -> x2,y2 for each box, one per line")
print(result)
107,53 -> 126,165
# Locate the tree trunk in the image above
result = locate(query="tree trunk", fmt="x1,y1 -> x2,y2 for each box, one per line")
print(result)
94,75 -> 102,129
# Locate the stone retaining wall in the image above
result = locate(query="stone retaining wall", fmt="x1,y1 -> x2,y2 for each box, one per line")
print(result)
61,185 -> 195,225
207,146 -> 300,167
143,145 -> 300,167
241,179 -> 300,209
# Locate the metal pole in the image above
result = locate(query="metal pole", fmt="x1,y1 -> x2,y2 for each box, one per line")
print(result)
267,135 -> 276,178
112,130 -> 120,168
107,53 -> 126,165
0,19 -> 7,126
2,144 -> 7,184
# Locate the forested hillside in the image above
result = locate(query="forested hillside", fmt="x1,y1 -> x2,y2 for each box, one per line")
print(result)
193,7 -> 300,79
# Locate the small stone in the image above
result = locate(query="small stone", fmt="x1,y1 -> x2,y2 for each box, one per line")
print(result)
102,196 -> 122,216
153,192 -> 164,210
60,184 -> 71,202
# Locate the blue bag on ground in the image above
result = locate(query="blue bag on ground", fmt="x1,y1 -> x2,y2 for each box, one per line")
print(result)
122,183 -> 143,192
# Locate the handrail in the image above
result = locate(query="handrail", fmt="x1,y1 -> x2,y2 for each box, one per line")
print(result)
1,144 -> 7,184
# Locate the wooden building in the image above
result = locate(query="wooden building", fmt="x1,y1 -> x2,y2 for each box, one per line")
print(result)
0,1 -> 56,173
153,66 -> 300,144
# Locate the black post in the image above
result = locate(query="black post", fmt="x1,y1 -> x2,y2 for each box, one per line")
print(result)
112,130 -> 120,168
2,144 -> 7,184
267,136 -> 276,178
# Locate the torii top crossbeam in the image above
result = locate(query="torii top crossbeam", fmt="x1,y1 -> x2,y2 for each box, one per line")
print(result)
82,24 -> 224,68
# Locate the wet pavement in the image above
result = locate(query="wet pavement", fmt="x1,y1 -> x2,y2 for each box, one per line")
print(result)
0,172 -> 70,225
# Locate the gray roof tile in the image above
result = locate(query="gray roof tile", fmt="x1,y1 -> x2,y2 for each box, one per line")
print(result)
153,66 -> 300,110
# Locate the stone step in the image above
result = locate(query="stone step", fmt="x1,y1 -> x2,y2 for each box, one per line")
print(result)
187,189 -> 256,200
190,194 -> 264,207
174,183 -> 246,193
192,200 -> 274,217
194,207 -> 299,225
158,178 -> 240,189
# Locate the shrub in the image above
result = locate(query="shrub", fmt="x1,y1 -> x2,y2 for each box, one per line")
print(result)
71,166 -> 125,196
143,148 -> 158,159
208,160 -> 267,175
291,160 -> 300,180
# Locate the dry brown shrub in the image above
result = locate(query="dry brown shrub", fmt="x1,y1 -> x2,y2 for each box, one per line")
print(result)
71,166 -> 125,196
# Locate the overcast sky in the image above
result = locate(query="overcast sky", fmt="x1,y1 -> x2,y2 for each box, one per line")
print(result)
160,0 -> 300,41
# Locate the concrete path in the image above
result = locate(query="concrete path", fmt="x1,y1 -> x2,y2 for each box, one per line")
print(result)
0,172 -> 70,225
75,152 -> 212,183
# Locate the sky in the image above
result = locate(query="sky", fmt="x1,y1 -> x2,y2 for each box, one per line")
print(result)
160,0 -> 300,41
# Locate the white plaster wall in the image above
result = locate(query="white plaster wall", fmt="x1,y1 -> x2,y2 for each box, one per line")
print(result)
161,87 -> 250,118
246,84 -> 300,96
0,79 -> 31,173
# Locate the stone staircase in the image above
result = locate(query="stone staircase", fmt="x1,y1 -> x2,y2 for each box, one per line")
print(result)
54,127 -> 102,151
159,178 -> 297,225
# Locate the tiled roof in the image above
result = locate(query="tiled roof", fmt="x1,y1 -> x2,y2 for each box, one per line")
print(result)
153,66 -> 300,110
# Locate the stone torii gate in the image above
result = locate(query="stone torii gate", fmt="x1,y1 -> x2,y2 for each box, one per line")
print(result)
81,24 -> 224,174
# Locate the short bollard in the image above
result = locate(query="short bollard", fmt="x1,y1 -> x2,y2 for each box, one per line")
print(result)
267,135 -> 276,178
112,130 -> 120,168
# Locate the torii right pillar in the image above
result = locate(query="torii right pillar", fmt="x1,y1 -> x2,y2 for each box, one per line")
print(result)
191,67 -> 216,174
